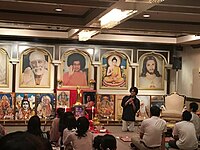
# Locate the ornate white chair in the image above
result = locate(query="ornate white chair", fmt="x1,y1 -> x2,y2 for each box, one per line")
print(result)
161,92 -> 186,122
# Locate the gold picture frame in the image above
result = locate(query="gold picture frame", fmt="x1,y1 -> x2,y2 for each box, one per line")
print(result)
0,48 -> 9,87
60,50 -> 92,88
138,52 -> 165,90
20,48 -> 51,88
100,51 -> 128,89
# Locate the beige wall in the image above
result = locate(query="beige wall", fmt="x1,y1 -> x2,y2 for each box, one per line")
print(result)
176,46 -> 200,98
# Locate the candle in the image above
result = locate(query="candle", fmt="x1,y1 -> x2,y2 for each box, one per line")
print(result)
92,106 -> 94,119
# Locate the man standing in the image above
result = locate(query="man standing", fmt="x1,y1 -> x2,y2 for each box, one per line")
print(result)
121,87 -> 140,132
21,50 -> 49,86
131,106 -> 167,149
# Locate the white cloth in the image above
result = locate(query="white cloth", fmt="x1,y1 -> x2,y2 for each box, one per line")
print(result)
122,120 -> 134,132
173,121 -> 198,150
191,112 -> 200,137
140,116 -> 167,147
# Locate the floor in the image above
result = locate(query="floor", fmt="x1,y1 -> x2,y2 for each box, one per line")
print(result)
4,125 -> 200,150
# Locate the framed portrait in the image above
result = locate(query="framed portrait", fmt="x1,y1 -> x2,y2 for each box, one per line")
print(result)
136,95 -> 151,119
115,94 -> 124,121
57,90 -> 70,108
138,52 -> 165,90
97,94 -> 115,120
0,48 -> 9,87
73,105 -> 85,118
100,51 -> 128,89
36,93 -> 55,119
61,50 -> 91,87
150,95 -> 164,109
0,93 -> 14,120
20,48 -> 51,88
82,91 -> 96,108
15,93 -> 36,120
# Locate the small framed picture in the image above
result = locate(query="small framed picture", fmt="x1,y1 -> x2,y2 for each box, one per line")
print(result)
0,93 -> 14,120
56,90 -> 70,108
73,105 -> 85,118
15,93 -> 36,120
97,94 -> 115,120
150,95 -> 164,109
82,91 -> 96,108
36,93 -> 55,119
137,95 -> 151,119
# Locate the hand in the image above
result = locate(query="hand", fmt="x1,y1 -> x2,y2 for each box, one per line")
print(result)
68,65 -> 74,76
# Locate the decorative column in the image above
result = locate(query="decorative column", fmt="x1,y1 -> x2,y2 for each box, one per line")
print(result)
165,64 -> 172,94
130,63 -> 139,87
52,60 -> 61,93
10,59 -> 19,92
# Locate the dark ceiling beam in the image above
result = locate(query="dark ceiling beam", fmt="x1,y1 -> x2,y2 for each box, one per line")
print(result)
0,11 -> 85,27
116,20 -> 200,34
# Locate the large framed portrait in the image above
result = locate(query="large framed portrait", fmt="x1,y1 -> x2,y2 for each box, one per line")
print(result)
15,93 -> 36,120
0,93 -> 14,120
0,48 -> 9,87
97,94 -> 115,120
56,90 -> 70,108
20,48 -> 51,88
100,51 -> 128,89
61,50 -> 91,87
138,52 -> 165,90
36,93 -> 55,119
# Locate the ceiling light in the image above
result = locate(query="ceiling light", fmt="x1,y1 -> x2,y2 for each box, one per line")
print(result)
149,0 -> 164,3
55,8 -> 62,12
143,14 -> 150,18
99,8 -> 138,29
78,30 -> 99,41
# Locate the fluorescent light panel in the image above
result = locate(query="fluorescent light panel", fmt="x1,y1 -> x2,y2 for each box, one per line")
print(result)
99,8 -> 138,29
78,30 -> 99,41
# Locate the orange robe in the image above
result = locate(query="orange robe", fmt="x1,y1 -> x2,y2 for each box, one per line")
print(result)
63,71 -> 87,86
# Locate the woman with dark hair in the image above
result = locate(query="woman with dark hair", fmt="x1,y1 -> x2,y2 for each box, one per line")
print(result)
139,55 -> 162,89
27,116 -> 52,150
100,134 -> 117,150
64,116 -> 93,150
50,108 -> 65,145
63,53 -> 87,86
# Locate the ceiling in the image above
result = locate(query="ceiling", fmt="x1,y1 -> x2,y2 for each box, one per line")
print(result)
0,0 -> 200,45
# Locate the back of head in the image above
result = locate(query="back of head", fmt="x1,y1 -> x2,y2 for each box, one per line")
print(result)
93,135 -> 103,150
56,108 -> 65,118
0,131 -> 49,150
189,102 -> 198,112
101,134 -> 117,150
27,115 -> 42,136
76,116 -> 89,138
182,110 -> 192,121
150,106 -> 161,117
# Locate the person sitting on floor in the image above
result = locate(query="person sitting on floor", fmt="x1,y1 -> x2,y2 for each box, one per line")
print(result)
50,108 -> 65,145
0,131 -> 51,150
168,110 -> 198,150
189,102 -> 200,140
100,134 -> 117,150
131,106 -> 167,150
63,116 -> 93,150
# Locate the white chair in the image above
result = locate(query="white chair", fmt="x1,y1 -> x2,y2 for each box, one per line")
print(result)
161,92 -> 185,122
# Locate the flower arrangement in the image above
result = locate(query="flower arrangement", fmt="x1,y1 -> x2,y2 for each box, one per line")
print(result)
57,80 -> 63,85
89,79 -> 96,84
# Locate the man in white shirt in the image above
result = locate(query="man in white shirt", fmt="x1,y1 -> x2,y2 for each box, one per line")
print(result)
169,110 -> 198,150
131,106 -> 167,149
189,102 -> 200,139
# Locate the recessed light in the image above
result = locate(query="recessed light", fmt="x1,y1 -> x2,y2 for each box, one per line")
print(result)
55,8 -> 62,12
143,14 -> 150,18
